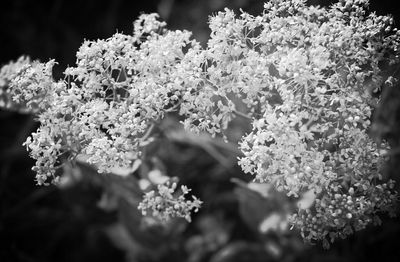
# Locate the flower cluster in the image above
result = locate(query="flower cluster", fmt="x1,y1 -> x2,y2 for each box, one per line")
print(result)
1,14 -> 203,220
232,0 -> 399,246
138,181 -> 202,222
176,0 -> 399,245
0,56 -> 30,111
0,14 -> 200,186
0,56 -> 56,113
0,0 -> 399,246
290,181 -> 397,248
8,59 -> 58,112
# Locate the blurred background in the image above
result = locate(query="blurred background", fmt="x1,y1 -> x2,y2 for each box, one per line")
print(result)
1,0 -> 400,261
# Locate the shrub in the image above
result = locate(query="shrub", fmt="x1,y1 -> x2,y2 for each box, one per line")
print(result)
1,0 -> 399,248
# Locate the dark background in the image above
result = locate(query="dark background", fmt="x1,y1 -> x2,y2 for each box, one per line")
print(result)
1,1 -> 400,262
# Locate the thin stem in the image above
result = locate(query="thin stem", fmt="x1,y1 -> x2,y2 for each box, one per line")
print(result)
233,109 -> 252,120
140,123 -> 155,142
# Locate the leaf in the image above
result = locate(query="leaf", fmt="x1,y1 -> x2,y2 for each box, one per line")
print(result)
209,241 -> 275,262
233,180 -> 278,232
258,213 -> 288,233
118,198 -> 168,249
232,178 -> 293,235
148,169 -> 169,184
97,191 -> 119,211
108,159 -> 142,177
296,189 -> 316,210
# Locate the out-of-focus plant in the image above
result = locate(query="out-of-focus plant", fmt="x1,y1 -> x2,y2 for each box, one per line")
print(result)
1,0 -> 399,249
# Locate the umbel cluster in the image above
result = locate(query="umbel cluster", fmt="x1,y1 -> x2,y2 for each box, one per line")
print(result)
0,0 -> 398,248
